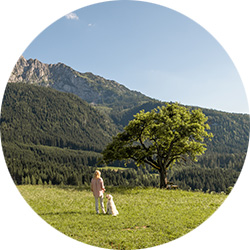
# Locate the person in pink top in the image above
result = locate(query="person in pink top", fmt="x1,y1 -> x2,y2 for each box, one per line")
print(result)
91,170 -> 106,214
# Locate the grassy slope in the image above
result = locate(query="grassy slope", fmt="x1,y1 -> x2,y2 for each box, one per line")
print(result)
18,186 -> 226,249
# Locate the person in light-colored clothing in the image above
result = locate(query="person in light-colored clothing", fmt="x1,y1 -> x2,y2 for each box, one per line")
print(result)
91,170 -> 106,214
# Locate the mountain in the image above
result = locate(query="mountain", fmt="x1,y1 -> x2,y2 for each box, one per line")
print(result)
9,56 -> 152,109
1,56 -> 250,190
5,56 -> 250,158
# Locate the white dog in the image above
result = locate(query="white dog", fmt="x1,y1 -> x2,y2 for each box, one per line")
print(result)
106,194 -> 119,216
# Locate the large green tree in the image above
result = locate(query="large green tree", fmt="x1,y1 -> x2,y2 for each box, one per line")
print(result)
102,103 -> 213,188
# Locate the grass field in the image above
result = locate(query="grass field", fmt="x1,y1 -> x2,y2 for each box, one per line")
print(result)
17,185 -> 227,249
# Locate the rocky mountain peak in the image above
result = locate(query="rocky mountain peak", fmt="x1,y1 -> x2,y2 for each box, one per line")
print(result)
9,56 -> 51,84
18,55 -> 29,66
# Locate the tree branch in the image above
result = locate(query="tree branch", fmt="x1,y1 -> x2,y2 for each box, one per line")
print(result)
145,157 -> 160,170
139,137 -> 148,151
165,155 -> 187,169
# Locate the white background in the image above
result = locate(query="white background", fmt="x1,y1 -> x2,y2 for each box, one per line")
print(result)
0,1 -> 249,250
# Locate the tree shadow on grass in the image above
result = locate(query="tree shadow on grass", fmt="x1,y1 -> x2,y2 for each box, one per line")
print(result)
39,210 -> 107,217
54,184 -> 145,194
39,211 -> 84,216
53,185 -> 90,192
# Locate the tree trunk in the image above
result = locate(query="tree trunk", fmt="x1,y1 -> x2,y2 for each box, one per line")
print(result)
159,168 -> 167,189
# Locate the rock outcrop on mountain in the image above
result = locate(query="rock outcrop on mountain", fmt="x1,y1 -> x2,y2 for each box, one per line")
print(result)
9,56 -> 151,106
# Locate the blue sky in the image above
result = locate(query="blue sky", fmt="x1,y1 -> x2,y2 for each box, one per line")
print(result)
23,0 -> 249,114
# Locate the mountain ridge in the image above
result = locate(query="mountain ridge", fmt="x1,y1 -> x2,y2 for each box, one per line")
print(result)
9,56 -> 153,108
10,56 -> 249,115
7,56 -> 250,155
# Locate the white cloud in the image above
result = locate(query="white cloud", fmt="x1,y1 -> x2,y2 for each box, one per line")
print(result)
65,12 -> 79,20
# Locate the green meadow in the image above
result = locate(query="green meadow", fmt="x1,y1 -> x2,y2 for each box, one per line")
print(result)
18,185 -> 227,250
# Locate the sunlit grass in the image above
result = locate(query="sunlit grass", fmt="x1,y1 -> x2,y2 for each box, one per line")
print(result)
18,185 -> 227,249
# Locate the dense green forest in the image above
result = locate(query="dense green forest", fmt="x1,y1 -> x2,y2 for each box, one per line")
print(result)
0,82 -> 249,192
1,83 -> 119,152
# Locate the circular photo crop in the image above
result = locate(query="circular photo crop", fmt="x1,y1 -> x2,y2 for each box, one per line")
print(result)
1,1 -> 249,250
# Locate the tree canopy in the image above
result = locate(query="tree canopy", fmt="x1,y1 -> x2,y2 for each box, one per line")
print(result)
102,103 -> 213,188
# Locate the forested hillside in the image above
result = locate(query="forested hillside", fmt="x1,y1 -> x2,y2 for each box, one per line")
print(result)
1,83 -> 119,152
1,58 -> 249,192
1,83 -> 113,186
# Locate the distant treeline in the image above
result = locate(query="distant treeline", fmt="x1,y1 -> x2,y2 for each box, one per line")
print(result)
4,142 -> 239,193
168,167 -> 239,193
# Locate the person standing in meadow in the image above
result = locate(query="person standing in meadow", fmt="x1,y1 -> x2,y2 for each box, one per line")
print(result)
91,170 -> 106,214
